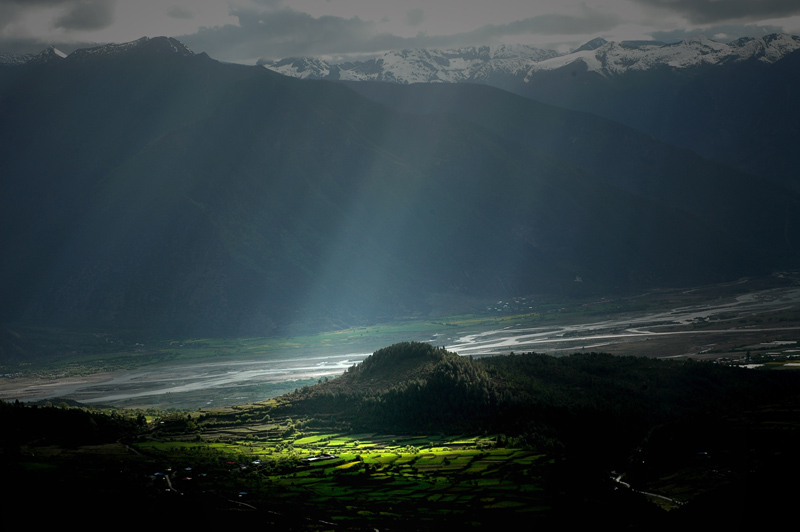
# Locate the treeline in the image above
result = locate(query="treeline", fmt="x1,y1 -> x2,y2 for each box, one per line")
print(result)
285,343 -> 500,432
0,399 -> 141,450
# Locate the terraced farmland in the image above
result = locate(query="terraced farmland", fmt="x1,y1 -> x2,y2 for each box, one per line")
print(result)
133,409 -> 559,528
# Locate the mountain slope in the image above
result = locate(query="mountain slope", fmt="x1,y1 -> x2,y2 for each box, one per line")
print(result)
263,34 -> 800,82
343,81 -> 800,262
262,44 -> 559,83
1,37 -> 794,336
509,40 -> 800,190
523,34 -> 800,77
263,34 -> 800,189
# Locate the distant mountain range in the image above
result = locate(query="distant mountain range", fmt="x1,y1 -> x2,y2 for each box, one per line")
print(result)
263,34 -> 800,191
261,44 -> 561,83
1,36 -> 798,336
0,52 -> 34,66
263,34 -> 800,82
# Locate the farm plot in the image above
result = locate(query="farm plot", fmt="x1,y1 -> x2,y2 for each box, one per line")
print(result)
135,426 -> 553,527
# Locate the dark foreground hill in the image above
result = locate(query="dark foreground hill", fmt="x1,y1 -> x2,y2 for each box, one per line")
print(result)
4,342 -> 800,528
283,343 -> 798,456
277,343 -> 800,528
2,37 -> 798,337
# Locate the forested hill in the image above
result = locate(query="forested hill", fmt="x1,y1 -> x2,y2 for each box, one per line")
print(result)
283,342 -> 800,457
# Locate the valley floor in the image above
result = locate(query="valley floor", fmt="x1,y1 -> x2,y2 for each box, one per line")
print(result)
2,272 -> 799,410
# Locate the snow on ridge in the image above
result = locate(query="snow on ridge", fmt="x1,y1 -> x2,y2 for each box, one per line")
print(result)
261,57 -> 335,79
23,46 -> 68,66
66,36 -> 193,62
525,48 -> 602,80
734,33 -> 800,63
2,37 -> 195,67
263,44 -> 559,83
526,33 -> 800,78
68,36 -> 150,60
262,33 -> 800,84
0,52 -> 34,66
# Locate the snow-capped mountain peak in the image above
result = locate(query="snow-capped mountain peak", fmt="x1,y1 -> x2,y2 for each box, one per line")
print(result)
23,46 -> 67,66
525,33 -> 800,78
67,37 -> 193,62
262,33 -> 800,84
4,37 -> 195,68
0,52 -> 34,66
263,44 -> 559,83
258,56 -> 336,79
575,38 -> 609,52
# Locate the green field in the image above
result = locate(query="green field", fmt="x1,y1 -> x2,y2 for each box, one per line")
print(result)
131,411 -> 558,527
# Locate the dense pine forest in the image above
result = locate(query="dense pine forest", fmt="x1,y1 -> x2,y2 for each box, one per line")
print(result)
283,343 -> 799,452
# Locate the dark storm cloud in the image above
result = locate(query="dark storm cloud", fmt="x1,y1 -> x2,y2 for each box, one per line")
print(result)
252,0 -> 285,8
167,6 -> 194,20
0,34 -> 97,54
487,8 -> 622,36
0,0 -> 62,30
635,0 -> 800,24
404,8 -> 425,28
53,0 -> 115,31
0,0 -> 78,5
182,7 -> 382,59
181,6 -> 623,61
0,0 -> 115,31
650,23 -> 786,43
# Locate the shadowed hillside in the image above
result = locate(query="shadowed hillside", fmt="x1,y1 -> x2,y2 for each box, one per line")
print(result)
2,37 -> 797,337
282,342 -> 800,459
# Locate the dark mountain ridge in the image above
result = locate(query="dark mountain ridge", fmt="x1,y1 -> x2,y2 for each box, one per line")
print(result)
342,81 -> 800,260
1,37 -> 797,336
510,47 -> 800,192
265,34 -> 800,192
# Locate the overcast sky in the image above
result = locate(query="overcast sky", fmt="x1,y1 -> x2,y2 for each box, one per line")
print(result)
2,0 -> 800,63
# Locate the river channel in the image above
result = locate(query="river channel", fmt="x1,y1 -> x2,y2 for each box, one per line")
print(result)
3,283 -> 799,409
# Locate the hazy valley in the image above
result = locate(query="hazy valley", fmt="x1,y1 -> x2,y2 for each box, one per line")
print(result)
3,273 -> 800,411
